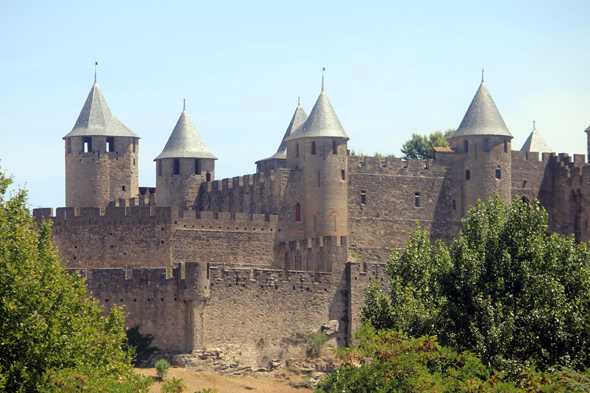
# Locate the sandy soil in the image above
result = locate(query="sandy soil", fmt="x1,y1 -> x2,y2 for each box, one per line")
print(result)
135,367 -> 315,393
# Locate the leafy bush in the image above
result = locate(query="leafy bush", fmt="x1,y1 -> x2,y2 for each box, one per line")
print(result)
155,359 -> 170,380
160,377 -> 186,393
307,331 -> 328,358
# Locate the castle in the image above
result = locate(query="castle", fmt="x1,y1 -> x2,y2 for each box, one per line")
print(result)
33,71 -> 590,362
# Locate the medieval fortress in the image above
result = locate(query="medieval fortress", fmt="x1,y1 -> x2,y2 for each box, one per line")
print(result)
33,72 -> 590,362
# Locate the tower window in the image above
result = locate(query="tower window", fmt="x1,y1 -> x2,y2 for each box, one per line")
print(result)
496,169 -> 501,179
121,186 -> 126,191
415,192 -> 420,207
296,144 -> 299,158
360,189 -> 367,205
66,139 -> 71,154
333,141 -> 337,155
295,203 -> 301,221
341,169 -> 346,181
318,171 -> 321,187
504,140 -> 507,153
106,137 -> 115,152
133,139 -> 136,153
312,141 -> 317,155
83,137 -> 92,153
464,140 -> 468,153
206,172 -> 211,182
194,159 -> 200,174
466,170 -> 470,180
452,199 -> 456,210
173,159 -> 180,175
484,139 -> 489,152
157,161 -> 162,177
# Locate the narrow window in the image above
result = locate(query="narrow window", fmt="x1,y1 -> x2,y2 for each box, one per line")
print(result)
157,161 -> 162,177
496,169 -> 501,179
133,158 -> 135,166
133,139 -> 136,153
360,189 -> 367,205
67,139 -> 71,154
313,215 -> 317,232
452,200 -> 456,210
464,140 -> 468,153
173,159 -> 180,175
121,186 -> 126,192
194,159 -> 200,174
317,171 -> 321,187
295,203 -> 301,221
466,170 -> 470,180
415,192 -> 420,207
312,141 -> 317,155
341,169 -> 346,181
504,140 -> 507,153
333,141 -> 337,155
296,144 -> 299,158
206,172 -> 211,182
207,263 -> 210,279
106,137 -> 115,152
484,139 -> 489,152
83,137 -> 92,153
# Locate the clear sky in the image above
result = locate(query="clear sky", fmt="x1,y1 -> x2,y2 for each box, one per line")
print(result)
1,0 -> 589,209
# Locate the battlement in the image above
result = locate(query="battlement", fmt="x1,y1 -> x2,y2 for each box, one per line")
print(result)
511,150 -> 556,162
201,170 -> 285,193
108,193 -> 156,208
33,206 -> 278,230
209,266 -> 334,291
348,155 -> 437,173
275,235 -> 348,273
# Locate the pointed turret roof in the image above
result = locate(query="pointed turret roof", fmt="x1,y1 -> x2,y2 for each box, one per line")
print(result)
154,109 -> 217,161
520,122 -> 554,153
257,101 -> 308,163
63,82 -> 139,139
285,86 -> 349,141
451,80 -> 512,139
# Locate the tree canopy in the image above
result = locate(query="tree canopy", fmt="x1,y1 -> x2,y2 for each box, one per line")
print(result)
361,197 -> 590,376
0,167 -> 151,392
400,128 -> 455,159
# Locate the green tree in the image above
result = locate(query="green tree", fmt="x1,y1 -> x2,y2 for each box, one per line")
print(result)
316,326 -> 562,393
0,168 -> 150,392
362,196 -> 590,375
401,128 -> 455,159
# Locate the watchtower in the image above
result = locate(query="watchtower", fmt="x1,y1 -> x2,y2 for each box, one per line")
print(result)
284,78 -> 349,238
447,73 -> 513,214
64,78 -> 139,209
154,103 -> 217,208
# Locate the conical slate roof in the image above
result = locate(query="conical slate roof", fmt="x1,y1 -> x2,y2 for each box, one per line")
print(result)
63,82 -> 139,139
451,81 -> 512,139
257,102 -> 308,163
520,122 -> 554,152
154,110 -> 217,161
285,88 -> 349,141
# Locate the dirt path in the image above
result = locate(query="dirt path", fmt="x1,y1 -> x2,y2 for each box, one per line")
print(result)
135,367 -> 315,393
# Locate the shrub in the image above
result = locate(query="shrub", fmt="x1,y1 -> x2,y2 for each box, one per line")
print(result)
307,331 -> 328,358
155,359 -> 170,380
160,377 -> 185,393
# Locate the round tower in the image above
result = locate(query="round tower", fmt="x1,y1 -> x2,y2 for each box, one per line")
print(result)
284,79 -> 349,238
447,73 -> 513,214
64,78 -> 139,209
154,102 -> 217,208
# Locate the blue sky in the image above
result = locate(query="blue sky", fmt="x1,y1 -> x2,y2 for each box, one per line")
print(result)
1,0 -> 589,209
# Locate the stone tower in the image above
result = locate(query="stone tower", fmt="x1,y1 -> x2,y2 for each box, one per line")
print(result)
255,98 -> 308,172
447,75 -> 513,214
284,80 -> 349,238
154,103 -> 217,208
64,79 -> 139,209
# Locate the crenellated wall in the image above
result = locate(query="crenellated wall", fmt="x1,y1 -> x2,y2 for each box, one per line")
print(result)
273,235 -> 348,272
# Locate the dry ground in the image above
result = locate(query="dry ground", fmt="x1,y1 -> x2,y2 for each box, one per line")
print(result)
135,367 -> 315,393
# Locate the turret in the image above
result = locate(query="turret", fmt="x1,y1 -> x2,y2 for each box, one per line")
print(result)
447,72 -> 513,214
520,121 -> 554,156
255,98 -> 308,172
154,102 -> 217,208
284,77 -> 349,239
64,77 -> 139,209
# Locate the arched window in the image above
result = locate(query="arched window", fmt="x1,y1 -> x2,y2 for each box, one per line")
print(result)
466,170 -> 470,180
464,140 -> 468,153
312,141 -> 317,155
484,139 -> 489,152
295,203 -> 301,222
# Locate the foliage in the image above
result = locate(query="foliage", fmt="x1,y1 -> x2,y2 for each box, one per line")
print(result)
557,367 -> 590,392
307,331 -> 328,358
0,167 -> 146,392
349,150 -> 395,160
155,359 -> 171,380
45,365 -> 153,392
125,325 -> 160,366
193,389 -> 218,393
160,377 -> 185,393
361,196 -> 590,375
315,326 -> 564,393
400,128 -> 455,159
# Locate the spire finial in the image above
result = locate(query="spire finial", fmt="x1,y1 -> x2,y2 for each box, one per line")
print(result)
94,59 -> 98,84
533,120 -> 536,130
183,97 -> 186,111
322,66 -> 325,92
298,96 -> 301,106
481,67 -> 484,83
